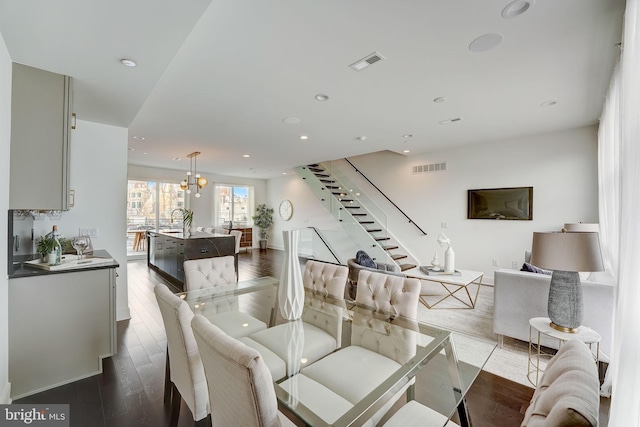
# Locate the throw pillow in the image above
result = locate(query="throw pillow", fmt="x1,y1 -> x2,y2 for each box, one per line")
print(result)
355,250 -> 377,269
521,262 -> 552,275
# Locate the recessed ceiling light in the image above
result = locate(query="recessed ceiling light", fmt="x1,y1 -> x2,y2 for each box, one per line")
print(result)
132,135 -> 145,140
502,0 -> 534,18
433,97 -> 447,103
242,154 -> 251,158
172,157 -> 181,161
402,134 -> 413,138
299,135 -> 309,140
540,100 -> 558,107
315,94 -> 329,101
469,33 -> 504,53
283,117 -> 301,124
120,58 -> 137,67
142,152 -> 148,155
403,150 -> 411,153
355,136 -> 367,141
282,172 -> 287,175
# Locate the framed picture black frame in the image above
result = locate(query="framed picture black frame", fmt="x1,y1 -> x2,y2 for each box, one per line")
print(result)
467,187 -> 533,220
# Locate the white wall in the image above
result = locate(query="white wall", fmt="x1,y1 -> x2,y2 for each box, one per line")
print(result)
128,164 -> 267,245
41,120 -> 130,320
0,31 -> 12,404
266,126 -> 599,283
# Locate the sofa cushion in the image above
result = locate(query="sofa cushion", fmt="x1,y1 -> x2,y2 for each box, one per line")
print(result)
521,262 -> 552,275
355,250 -> 377,269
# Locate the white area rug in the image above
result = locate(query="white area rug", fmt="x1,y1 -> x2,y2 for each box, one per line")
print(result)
416,281 -> 539,388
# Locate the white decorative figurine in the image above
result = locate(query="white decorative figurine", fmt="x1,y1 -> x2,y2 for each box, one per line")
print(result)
437,233 -> 456,273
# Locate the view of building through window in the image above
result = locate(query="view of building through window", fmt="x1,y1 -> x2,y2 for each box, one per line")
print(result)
215,185 -> 251,227
127,180 -> 185,255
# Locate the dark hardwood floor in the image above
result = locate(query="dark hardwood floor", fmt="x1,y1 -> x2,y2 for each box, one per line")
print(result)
15,249 -> 535,427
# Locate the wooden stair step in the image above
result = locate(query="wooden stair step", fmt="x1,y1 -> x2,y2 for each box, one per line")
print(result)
344,206 -> 361,209
358,221 -> 374,224
339,199 -> 354,202
391,254 -> 407,261
400,263 -> 417,272
325,185 -> 341,189
381,245 -> 399,251
375,237 -> 390,241
352,213 -> 367,216
332,192 -> 347,196
314,173 -> 331,178
308,167 -> 324,172
365,229 -> 382,233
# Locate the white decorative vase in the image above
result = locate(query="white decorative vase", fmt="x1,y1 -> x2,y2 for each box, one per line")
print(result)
444,246 -> 455,273
431,251 -> 441,271
278,230 -> 304,320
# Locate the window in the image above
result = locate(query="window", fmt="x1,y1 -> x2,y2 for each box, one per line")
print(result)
214,184 -> 253,227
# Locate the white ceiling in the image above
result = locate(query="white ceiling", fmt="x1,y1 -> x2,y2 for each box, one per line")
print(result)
0,0 -> 625,179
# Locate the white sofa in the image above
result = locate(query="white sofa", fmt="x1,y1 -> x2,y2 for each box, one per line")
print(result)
493,269 -> 615,361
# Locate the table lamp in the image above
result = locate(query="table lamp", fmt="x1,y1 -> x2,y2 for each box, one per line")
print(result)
530,230 -> 604,333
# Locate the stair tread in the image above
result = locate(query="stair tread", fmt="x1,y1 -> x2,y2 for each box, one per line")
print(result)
375,237 -> 390,241
344,206 -> 361,209
390,254 -> 407,260
381,245 -> 399,250
365,229 -> 383,233
352,213 -> 367,216
358,221 -> 374,224
399,264 -> 417,271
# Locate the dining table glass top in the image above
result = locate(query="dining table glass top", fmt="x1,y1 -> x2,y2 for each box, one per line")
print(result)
178,277 -> 497,427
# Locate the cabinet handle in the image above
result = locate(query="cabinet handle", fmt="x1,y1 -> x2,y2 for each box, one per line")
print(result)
71,113 -> 77,129
200,249 -> 209,253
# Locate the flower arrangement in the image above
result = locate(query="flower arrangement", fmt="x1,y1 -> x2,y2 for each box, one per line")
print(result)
437,233 -> 451,249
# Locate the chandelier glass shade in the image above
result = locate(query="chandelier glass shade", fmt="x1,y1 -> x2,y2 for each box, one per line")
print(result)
180,151 -> 208,198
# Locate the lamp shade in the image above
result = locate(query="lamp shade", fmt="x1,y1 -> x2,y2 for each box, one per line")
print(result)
530,231 -> 604,272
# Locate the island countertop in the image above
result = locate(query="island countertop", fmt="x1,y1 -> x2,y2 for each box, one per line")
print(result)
153,230 -> 231,240
9,249 -> 119,279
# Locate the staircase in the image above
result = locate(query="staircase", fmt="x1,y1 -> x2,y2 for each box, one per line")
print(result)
296,162 -> 417,272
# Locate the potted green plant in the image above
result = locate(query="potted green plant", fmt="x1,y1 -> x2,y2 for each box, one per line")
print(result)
252,203 -> 274,250
36,236 -> 57,263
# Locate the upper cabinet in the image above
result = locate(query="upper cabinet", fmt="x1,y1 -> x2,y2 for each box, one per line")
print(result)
10,63 -> 73,210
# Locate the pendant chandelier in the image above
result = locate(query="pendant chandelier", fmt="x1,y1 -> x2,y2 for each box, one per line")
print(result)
180,151 -> 208,198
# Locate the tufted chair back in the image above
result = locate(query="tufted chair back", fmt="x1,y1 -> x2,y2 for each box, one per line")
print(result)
153,284 -> 209,422
521,339 -> 599,427
350,309 -> 417,364
355,270 -> 420,319
184,256 -> 236,291
229,230 -> 242,254
302,260 -> 349,298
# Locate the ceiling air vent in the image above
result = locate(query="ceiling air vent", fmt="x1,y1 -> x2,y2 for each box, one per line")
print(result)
349,52 -> 385,71
413,162 -> 447,174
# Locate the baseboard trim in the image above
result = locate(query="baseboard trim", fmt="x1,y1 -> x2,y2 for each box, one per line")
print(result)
0,382 -> 12,404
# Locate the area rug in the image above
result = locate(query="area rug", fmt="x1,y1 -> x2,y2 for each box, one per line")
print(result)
415,281 -> 538,388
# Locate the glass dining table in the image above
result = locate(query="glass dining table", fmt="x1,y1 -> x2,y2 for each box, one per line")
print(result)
177,276 -> 497,427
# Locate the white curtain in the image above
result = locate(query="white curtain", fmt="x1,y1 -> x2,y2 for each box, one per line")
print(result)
599,0 -> 640,425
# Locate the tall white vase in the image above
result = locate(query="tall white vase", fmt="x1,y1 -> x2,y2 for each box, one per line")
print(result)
444,246 -> 455,273
279,230 -> 304,320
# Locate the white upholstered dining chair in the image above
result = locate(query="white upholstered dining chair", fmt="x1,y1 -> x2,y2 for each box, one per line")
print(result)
278,270 -> 422,425
154,284 -> 210,427
191,314 -> 296,427
183,256 -> 267,338
238,260 -> 349,380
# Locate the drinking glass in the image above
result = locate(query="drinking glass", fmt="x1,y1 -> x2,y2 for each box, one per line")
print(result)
72,236 -> 90,260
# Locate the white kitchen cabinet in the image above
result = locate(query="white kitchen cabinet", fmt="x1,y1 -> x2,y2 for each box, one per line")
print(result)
8,266 -> 116,399
9,63 -> 73,210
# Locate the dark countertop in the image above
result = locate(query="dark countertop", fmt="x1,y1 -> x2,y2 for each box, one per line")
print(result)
150,231 -> 233,240
9,249 -> 119,279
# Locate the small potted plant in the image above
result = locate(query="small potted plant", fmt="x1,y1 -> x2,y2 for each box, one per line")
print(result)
36,236 -> 57,264
252,204 -> 274,250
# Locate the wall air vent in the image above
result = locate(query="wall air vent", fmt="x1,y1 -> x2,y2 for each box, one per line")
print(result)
349,52 -> 385,71
412,162 -> 447,174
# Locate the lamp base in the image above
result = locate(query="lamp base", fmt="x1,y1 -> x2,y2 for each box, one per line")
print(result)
549,322 -> 579,334
547,270 -> 583,332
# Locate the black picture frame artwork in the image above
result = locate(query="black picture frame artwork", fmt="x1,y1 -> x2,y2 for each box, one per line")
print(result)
467,187 -> 533,220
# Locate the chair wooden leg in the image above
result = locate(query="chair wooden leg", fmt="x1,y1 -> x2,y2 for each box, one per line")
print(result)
164,348 -> 172,406
170,383 -> 181,427
234,253 -> 239,280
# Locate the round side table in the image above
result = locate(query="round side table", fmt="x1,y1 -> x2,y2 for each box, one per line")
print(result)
528,317 -> 600,387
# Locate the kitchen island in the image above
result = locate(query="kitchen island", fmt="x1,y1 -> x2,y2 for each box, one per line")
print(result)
147,231 -> 235,289
9,250 -> 119,399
